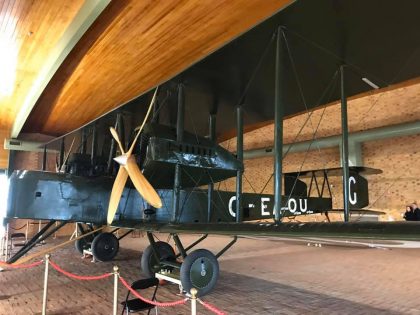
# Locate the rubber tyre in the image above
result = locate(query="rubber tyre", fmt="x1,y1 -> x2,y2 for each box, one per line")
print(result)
91,232 -> 119,262
75,237 -> 90,254
180,249 -> 219,297
141,241 -> 176,278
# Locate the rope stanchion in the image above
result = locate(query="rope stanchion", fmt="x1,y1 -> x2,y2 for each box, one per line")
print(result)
198,299 -> 227,315
190,288 -> 197,315
42,254 -> 50,315
0,260 -> 43,269
1,254 -> 227,314
49,259 -> 112,280
113,266 -> 119,315
119,275 -> 188,307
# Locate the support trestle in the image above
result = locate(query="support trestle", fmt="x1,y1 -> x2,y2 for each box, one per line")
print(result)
7,220 -> 66,263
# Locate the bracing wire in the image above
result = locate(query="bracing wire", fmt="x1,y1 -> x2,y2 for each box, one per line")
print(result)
282,27 -> 420,215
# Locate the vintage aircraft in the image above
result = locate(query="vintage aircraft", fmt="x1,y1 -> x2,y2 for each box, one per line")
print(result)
1,86 -> 391,296
5,0 -> 420,297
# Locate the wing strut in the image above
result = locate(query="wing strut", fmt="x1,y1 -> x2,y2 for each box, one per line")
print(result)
340,65 -> 350,222
171,83 -> 185,223
274,27 -> 287,223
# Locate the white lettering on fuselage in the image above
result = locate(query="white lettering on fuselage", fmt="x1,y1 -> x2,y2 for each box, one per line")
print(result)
300,198 -> 308,213
260,197 -> 309,216
349,176 -> 357,205
288,198 -> 297,213
228,196 -> 236,217
261,197 -> 270,216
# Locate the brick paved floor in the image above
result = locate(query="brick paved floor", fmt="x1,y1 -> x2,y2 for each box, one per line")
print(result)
1,233 -> 420,314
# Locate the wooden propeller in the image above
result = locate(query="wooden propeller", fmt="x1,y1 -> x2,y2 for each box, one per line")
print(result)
107,88 -> 161,224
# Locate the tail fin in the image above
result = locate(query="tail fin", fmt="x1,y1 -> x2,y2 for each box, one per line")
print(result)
284,166 -> 381,210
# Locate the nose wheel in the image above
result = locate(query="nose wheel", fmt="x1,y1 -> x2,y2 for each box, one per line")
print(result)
180,249 -> 219,297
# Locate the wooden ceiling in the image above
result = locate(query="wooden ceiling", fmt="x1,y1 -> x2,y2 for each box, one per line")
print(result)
22,0 -> 293,136
0,0 -> 85,133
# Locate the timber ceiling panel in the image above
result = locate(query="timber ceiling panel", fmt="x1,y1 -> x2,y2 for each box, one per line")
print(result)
0,0 -> 85,132
23,0 -> 293,136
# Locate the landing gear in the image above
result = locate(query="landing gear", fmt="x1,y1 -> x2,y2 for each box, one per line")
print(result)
141,241 -> 176,277
74,226 -> 133,262
75,237 -> 90,254
180,249 -> 219,297
74,223 -> 96,255
91,232 -> 119,262
144,232 -> 236,297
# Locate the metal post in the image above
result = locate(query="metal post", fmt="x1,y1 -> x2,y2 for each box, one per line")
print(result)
190,288 -> 197,315
81,128 -> 87,154
113,266 -> 119,315
91,124 -> 97,166
42,254 -> 50,315
348,141 -> 363,166
0,225 -> 4,259
207,114 -> 216,222
42,146 -> 47,171
340,65 -> 350,222
274,27 -> 285,223
59,138 -> 65,169
116,113 -> 125,151
7,150 -> 15,178
152,96 -> 160,123
4,223 -> 9,259
26,220 -> 29,242
107,114 -> 121,174
172,83 -> 185,222
236,106 -> 243,223
176,84 -> 185,143
172,164 -> 181,223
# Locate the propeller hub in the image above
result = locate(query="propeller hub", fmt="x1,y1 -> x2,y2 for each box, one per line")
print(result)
113,154 -> 128,166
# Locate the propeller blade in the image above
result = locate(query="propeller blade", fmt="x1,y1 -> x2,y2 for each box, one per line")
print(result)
109,127 -> 125,154
107,166 -> 129,224
125,155 -> 162,208
127,87 -> 159,156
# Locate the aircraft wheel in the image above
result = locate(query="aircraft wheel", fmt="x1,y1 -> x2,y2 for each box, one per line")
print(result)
75,237 -> 90,254
141,241 -> 175,278
91,232 -> 119,262
180,249 -> 219,297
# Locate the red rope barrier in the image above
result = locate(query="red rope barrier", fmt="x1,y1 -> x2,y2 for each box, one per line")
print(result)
198,299 -> 227,315
0,260 -> 43,269
119,276 -> 187,307
49,260 -> 112,280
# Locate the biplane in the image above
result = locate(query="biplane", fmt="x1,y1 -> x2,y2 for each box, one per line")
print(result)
4,0 -> 420,297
